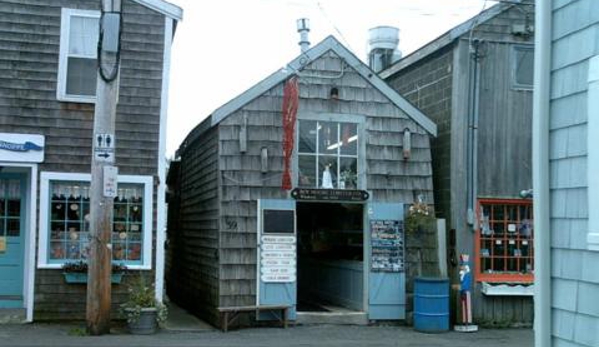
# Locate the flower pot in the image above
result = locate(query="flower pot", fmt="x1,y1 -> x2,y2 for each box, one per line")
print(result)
127,307 -> 158,335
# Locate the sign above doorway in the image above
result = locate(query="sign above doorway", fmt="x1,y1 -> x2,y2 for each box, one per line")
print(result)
290,188 -> 369,202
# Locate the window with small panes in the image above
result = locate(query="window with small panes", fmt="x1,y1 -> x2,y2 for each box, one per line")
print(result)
39,172 -> 153,269
475,199 -> 534,283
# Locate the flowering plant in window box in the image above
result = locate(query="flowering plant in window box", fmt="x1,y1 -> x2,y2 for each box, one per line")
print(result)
62,261 -> 127,284
405,200 -> 435,235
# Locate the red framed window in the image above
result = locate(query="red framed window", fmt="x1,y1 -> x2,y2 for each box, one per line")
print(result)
475,199 -> 534,283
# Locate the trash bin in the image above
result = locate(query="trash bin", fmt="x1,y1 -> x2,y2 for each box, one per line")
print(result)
414,277 -> 450,332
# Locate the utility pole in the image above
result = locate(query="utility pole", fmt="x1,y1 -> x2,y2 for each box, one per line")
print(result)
87,0 -> 122,335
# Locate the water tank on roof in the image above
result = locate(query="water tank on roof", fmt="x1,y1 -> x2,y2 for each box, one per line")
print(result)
368,26 -> 402,73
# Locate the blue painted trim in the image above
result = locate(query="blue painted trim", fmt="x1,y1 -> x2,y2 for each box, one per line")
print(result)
63,273 -> 123,284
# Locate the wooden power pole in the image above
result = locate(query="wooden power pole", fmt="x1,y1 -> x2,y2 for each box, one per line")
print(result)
87,0 -> 122,335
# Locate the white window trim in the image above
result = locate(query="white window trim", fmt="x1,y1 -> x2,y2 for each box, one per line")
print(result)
588,55 -> 599,251
295,113 -> 367,190
57,8 -> 100,104
38,172 -> 153,270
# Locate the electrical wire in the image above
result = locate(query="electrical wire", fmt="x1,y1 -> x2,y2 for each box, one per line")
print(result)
314,1 -> 355,53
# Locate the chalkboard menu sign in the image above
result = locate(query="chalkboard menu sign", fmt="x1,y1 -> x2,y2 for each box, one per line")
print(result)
263,210 -> 294,234
370,220 -> 404,272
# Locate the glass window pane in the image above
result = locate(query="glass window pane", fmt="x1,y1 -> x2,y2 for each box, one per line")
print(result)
298,120 -> 317,153
339,123 -> 358,155
6,219 -> 19,236
66,57 -> 97,96
514,48 -> 533,86
318,121 -> 339,155
318,156 -> 337,188
7,199 -> 20,217
0,199 -> 4,216
69,16 -> 98,57
339,157 -> 358,189
298,155 -> 316,188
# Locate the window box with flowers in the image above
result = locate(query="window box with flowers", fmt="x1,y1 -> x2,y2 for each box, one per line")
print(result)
62,260 -> 127,284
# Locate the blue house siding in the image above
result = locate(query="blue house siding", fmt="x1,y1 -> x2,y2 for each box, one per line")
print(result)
550,0 -> 599,346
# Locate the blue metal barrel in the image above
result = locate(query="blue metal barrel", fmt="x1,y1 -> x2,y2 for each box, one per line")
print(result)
414,277 -> 450,332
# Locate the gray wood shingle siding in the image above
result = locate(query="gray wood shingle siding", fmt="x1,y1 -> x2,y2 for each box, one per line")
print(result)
549,1 -> 599,346
171,49 -> 434,325
0,0 -> 167,320
169,123 -> 221,324
384,3 -> 534,327
0,0 -> 163,177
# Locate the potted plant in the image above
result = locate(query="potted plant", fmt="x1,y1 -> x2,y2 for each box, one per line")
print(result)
62,261 -> 126,284
119,274 -> 167,335
340,168 -> 357,189
404,200 -> 436,236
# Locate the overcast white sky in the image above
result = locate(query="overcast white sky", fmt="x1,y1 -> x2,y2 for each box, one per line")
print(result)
165,0 -> 498,156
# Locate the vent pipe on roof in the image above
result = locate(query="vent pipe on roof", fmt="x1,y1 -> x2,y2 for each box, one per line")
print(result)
368,26 -> 402,72
297,18 -> 310,53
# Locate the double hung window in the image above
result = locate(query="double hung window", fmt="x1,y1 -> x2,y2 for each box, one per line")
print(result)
57,8 -> 100,102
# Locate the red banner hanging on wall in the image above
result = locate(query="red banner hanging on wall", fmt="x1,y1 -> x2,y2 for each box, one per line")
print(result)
281,76 -> 299,190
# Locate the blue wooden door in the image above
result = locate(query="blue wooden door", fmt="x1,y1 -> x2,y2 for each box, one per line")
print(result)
0,175 -> 25,308
368,202 -> 405,320
258,199 -> 297,320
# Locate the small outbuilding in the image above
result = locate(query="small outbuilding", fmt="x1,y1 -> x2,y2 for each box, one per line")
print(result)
167,35 -> 438,327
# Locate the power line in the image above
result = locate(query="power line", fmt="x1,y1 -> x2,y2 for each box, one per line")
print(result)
314,1 -> 355,52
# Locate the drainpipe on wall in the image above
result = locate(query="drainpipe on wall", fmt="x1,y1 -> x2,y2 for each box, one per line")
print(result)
466,40 -> 482,228
532,0 -> 551,346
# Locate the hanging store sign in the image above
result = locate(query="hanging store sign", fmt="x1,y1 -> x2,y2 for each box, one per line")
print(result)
0,133 -> 45,163
291,188 -> 369,202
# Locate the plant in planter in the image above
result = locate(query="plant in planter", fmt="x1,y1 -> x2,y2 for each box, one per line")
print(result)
404,200 -> 435,236
340,168 -> 357,189
62,261 -> 127,284
119,274 -> 167,335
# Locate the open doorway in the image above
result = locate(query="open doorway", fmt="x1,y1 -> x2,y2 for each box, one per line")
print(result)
296,202 -> 364,312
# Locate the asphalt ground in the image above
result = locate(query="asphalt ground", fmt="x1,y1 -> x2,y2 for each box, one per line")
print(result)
0,323 -> 532,347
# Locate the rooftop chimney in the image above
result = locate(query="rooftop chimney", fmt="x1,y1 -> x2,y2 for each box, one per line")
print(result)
368,26 -> 402,72
297,18 -> 310,53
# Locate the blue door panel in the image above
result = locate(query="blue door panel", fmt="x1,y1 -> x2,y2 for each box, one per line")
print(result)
0,175 -> 25,308
368,202 -> 405,320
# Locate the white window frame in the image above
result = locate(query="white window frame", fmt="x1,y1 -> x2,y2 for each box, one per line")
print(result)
38,172 -> 154,270
588,55 -> 599,251
295,113 -> 366,190
57,8 -> 100,103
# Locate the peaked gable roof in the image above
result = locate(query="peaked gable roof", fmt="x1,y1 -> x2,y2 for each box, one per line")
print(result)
210,35 -> 437,136
132,0 -> 183,21
380,1 -> 522,79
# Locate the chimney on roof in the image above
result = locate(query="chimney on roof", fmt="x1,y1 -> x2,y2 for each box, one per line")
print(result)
297,18 -> 310,53
368,26 -> 402,72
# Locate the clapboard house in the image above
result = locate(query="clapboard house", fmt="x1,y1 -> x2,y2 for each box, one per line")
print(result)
534,1 -> 599,346
167,35 -> 437,327
0,0 -> 181,322
380,1 -> 535,326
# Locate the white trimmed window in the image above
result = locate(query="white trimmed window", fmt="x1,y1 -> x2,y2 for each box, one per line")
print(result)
38,172 -> 153,269
57,8 -> 100,103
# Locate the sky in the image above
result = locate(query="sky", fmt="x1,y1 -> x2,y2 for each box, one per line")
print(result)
165,0 -> 498,157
